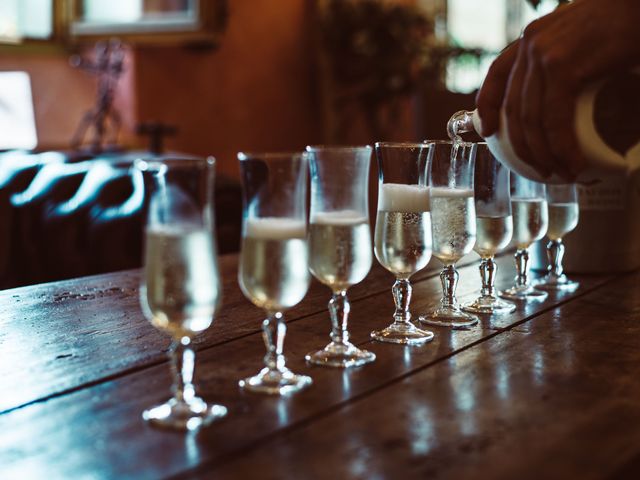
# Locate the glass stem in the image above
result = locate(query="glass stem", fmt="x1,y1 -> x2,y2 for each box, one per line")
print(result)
262,312 -> 287,373
546,239 -> 565,277
392,278 -> 412,324
514,248 -> 530,287
170,336 -> 196,405
329,291 -> 350,345
440,264 -> 459,308
479,257 -> 497,297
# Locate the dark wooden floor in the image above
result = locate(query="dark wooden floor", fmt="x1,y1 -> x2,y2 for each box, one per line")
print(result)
0,251 -> 637,479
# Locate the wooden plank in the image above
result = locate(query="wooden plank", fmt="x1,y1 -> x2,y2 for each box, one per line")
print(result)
205,270 -> 640,480
0,251 -> 462,413
0,259 -> 614,479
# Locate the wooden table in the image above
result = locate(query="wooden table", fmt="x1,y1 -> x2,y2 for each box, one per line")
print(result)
0,252 -> 638,479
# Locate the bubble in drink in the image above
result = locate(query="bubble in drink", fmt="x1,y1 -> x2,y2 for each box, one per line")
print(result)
142,225 -> 221,338
430,187 -> 476,264
511,198 -> 549,249
474,215 -> 513,258
309,211 -> 372,292
239,218 -> 310,312
547,202 -> 579,240
375,184 -> 432,277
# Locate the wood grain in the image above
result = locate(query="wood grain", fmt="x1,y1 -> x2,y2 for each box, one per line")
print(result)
0,252 -> 616,479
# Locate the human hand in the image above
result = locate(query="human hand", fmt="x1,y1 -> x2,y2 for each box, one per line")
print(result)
476,0 -> 640,181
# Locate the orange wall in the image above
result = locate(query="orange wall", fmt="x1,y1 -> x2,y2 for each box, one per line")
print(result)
0,52 -> 95,150
133,0 -> 323,178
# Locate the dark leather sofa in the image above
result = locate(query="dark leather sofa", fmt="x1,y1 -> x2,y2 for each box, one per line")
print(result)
0,150 -> 242,289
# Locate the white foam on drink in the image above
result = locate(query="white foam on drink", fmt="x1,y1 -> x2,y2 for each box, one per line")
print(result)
378,183 -> 429,212
430,187 -> 474,199
245,217 -> 306,239
312,210 -> 368,225
146,223 -> 205,236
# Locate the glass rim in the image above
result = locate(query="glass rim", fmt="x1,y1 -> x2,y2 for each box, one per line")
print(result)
237,151 -> 306,161
375,141 -> 430,149
134,155 -> 215,171
423,139 -> 476,148
305,144 -> 372,152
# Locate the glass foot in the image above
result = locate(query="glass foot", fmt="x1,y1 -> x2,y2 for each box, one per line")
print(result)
462,295 -> 516,315
371,321 -> 434,345
500,285 -> 548,301
419,306 -> 478,329
305,341 -> 376,368
534,275 -> 579,292
143,397 -> 227,431
239,367 -> 312,395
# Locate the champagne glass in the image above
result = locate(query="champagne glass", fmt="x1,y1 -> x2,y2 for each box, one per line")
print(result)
136,156 -> 227,431
500,173 -> 549,301
237,152 -> 312,395
419,140 -> 478,329
463,143 -> 516,314
305,146 -> 376,368
535,184 -> 580,291
370,142 -> 435,345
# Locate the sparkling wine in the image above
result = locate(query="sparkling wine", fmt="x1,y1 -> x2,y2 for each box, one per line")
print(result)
430,188 -> 476,264
142,225 -> 221,338
239,218 -> 310,312
511,198 -> 549,249
474,215 -> 513,258
309,211 -> 372,291
547,202 -> 579,240
375,184 -> 432,277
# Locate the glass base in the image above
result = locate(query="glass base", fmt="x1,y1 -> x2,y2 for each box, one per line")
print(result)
419,306 -> 478,329
534,274 -> 579,292
142,397 -> 227,431
462,295 -> 516,315
371,321 -> 434,345
500,285 -> 548,301
305,341 -> 376,368
239,367 -> 312,395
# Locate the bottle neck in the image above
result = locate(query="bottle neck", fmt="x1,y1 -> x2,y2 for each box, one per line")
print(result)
447,110 -> 476,140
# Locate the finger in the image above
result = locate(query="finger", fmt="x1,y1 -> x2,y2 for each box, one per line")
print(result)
542,84 -> 586,181
476,40 -> 519,137
520,55 -> 557,178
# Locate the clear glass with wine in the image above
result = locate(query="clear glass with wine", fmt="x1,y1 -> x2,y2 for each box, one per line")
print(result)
419,140 -> 478,329
237,152 -> 312,394
370,142 -> 434,345
500,173 -> 549,301
305,146 -> 376,368
535,184 -> 580,291
136,156 -> 227,431
463,143 -> 516,314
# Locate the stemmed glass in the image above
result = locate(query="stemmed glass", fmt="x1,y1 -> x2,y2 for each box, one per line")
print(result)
305,146 -> 376,368
370,142 -> 434,345
419,140 -> 478,329
237,152 -> 312,394
500,173 -> 549,301
137,156 -> 227,431
535,184 -> 580,291
463,143 -> 516,314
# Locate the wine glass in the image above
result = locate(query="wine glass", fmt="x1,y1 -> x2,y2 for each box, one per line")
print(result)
305,146 -> 376,368
237,152 -> 312,395
535,184 -> 580,291
136,156 -> 227,431
370,142 -> 435,345
500,173 -> 549,301
418,140 -> 478,329
462,143 -> 516,314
